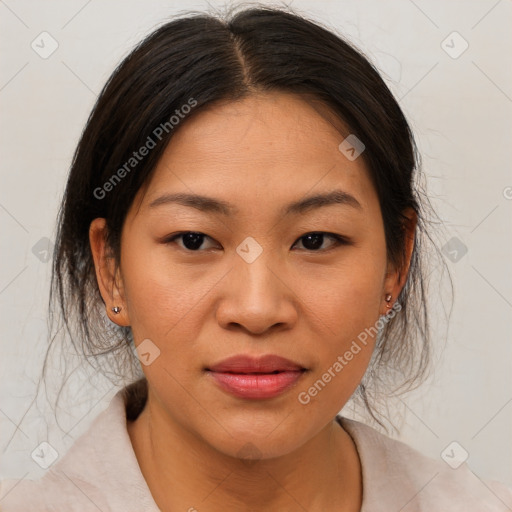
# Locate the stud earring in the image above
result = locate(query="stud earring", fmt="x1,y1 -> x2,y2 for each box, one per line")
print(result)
385,294 -> 392,309
111,306 -> 122,314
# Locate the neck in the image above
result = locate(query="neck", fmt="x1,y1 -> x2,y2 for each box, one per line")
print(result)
127,389 -> 362,512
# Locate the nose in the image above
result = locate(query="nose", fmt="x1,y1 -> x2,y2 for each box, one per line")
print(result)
215,253 -> 299,336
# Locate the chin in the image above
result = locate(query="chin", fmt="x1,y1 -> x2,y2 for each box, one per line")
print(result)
194,409 -> 317,461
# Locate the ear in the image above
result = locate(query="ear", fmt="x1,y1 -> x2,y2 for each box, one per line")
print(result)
89,218 -> 130,327
381,207 -> 417,315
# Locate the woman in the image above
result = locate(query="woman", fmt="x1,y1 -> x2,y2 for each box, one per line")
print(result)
1,5 -> 511,511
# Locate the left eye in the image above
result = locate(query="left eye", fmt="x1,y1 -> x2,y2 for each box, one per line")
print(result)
292,232 -> 348,251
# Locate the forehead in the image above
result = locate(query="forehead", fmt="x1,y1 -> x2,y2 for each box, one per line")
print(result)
136,91 -> 378,217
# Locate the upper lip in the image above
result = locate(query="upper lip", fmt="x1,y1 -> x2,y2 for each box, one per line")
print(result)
206,354 -> 306,373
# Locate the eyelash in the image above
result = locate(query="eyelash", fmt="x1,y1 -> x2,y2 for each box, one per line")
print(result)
162,231 -> 351,253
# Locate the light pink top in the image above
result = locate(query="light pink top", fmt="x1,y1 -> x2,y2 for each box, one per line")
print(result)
1,384 -> 511,511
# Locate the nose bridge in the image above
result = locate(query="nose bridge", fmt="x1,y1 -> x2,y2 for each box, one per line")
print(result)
216,243 -> 297,334
239,249 -> 279,300
235,234 -> 280,291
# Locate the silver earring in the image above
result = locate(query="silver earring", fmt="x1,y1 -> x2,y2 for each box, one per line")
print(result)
385,294 -> 392,309
111,306 -> 122,314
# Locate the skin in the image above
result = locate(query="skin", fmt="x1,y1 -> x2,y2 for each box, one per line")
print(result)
90,91 -> 416,511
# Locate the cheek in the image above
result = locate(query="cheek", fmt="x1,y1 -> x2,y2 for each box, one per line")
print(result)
295,247 -> 386,333
290,249 -> 386,407
120,239 -> 211,341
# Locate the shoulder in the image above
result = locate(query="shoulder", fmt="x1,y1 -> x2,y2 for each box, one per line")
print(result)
338,416 -> 512,512
0,381 -> 159,512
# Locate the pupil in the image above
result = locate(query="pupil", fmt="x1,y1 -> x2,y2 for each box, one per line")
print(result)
302,233 -> 323,250
183,233 -> 204,250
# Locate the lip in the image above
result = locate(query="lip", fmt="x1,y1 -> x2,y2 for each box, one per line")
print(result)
205,354 -> 307,399
207,354 -> 305,373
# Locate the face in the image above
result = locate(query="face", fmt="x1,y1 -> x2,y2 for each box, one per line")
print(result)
91,91 -> 410,459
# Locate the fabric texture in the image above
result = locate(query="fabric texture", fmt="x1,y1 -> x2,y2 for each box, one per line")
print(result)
1,381 -> 511,511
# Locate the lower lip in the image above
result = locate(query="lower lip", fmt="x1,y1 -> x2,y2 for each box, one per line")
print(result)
208,370 -> 305,399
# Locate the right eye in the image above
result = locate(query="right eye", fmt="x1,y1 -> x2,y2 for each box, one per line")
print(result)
162,231 -> 220,252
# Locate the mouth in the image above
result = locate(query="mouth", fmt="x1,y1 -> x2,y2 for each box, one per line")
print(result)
205,354 -> 308,399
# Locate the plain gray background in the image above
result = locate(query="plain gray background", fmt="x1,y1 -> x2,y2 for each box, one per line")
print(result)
1,0 -> 511,491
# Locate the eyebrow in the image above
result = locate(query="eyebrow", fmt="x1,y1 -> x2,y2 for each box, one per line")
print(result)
147,190 -> 363,216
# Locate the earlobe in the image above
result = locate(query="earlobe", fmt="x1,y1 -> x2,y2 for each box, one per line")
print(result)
89,218 -> 130,327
